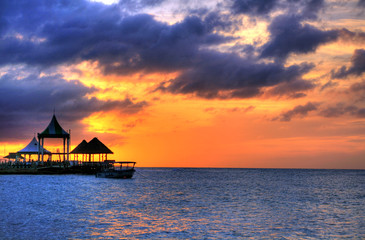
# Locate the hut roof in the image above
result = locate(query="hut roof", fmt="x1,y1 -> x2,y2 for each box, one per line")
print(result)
70,140 -> 88,154
71,138 -> 113,154
87,137 -> 113,154
17,137 -> 51,154
4,153 -> 24,159
38,114 -> 70,138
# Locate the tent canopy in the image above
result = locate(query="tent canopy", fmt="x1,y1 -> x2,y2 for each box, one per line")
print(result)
71,138 -> 113,154
18,137 -> 51,154
38,114 -> 70,138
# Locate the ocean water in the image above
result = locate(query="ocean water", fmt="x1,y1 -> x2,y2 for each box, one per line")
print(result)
0,168 -> 364,239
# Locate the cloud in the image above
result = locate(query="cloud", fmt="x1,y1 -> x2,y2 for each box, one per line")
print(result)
231,0 -> 279,16
117,0 -> 166,12
265,79 -> 316,98
0,0 -> 120,66
273,102 -> 319,121
319,103 -> 365,118
204,105 -> 255,114
349,80 -> 365,96
300,0 -> 325,20
0,1 -> 232,75
0,0 -> 361,104
320,80 -> 338,91
332,49 -> 365,78
343,80 -> 365,103
260,14 -> 338,60
230,0 -> 325,19
273,100 -> 365,122
99,14 -> 233,75
0,72 -> 148,140
0,0 -> 333,77
338,28 -> 365,44
156,51 -> 314,99
358,0 -> 365,7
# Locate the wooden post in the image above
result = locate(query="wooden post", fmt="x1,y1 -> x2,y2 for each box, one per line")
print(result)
67,137 -> 69,162
63,138 -> 66,161
41,138 -> 44,163
37,135 -> 40,161
67,130 -> 70,162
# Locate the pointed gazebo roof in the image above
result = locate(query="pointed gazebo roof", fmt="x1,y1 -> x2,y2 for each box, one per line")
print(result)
38,114 -> 70,138
71,138 -> 113,154
18,137 -> 51,154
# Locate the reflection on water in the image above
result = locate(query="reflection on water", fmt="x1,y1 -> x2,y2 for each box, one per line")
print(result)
0,169 -> 364,239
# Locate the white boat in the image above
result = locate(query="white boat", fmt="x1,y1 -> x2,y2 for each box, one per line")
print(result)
96,161 -> 136,179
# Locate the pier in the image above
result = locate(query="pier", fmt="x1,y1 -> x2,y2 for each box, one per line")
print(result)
0,114 -> 115,175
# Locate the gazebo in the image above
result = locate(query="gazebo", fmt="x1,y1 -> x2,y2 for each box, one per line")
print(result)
18,137 -> 51,162
38,114 -> 70,163
70,140 -> 88,163
71,137 -> 113,163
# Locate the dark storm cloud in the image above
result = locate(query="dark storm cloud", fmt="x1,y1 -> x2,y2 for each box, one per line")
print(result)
98,14 -> 233,75
1,0 -> 358,103
260,14 -> 338,60
273,102 -> 319,121
0,73 -> 148,140
358,0 -> 365,7
231,0 -> 279,15
300,0 -> 325,19
0,0 -> 232,74
0,0 -> 121,66
157,51 -> 314,99
117,0 -> 166,11
1,0 -> 320,100
332,49 -> 365,78
231,0 -> 325,19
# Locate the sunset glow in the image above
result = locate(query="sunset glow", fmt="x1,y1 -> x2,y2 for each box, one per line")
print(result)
0,0 -> 364,168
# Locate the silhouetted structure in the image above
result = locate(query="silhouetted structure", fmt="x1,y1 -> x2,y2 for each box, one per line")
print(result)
0,114 -> 127,175
4,153 -> 24,161
38,114 -> 70,163
18,137 -> 51,162
71,137 -> 113,163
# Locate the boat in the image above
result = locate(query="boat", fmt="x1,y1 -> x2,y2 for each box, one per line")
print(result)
96,160 -> 136,179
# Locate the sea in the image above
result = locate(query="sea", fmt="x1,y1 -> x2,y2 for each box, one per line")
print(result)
0,168 -> 364,239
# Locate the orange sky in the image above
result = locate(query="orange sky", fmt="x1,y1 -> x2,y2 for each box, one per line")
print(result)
0,0 -> 364,168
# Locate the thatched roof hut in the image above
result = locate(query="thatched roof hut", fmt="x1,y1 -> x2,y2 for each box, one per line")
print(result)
71,137 -> 113,162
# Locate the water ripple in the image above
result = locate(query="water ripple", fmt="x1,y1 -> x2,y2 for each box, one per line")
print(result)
0,169 -> 364,239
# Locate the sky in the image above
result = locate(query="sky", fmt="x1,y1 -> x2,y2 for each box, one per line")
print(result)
0,0 -> 364,168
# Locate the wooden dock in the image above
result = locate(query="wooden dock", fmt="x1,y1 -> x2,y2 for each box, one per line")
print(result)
0,161 -> 104,175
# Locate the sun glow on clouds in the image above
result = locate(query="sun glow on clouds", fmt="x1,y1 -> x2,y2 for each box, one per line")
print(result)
63,61 -> 180,101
